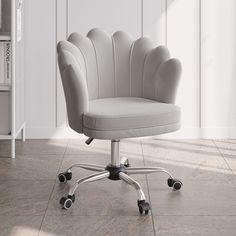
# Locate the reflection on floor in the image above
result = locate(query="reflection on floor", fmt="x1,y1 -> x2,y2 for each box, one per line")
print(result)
0,139 -> 236,236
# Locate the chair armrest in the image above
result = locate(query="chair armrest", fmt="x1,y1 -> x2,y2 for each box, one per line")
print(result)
58,40 -> 89,133
60,62 -> 89,133
155,58 -> 182,104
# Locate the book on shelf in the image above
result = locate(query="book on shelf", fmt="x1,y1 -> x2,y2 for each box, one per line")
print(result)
0,41 -> 11,87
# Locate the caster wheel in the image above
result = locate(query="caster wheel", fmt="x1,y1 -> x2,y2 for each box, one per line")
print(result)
167,178 -> 174,187
173,180 -> 182,190
124,159 -> 130,168
60,195 -> 75,209
138,200 -> 150,215
58,171 -> 72,182
167,178 -> 182,190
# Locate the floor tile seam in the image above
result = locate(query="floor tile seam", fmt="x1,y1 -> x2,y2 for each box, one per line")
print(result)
38,141 -> 69,236
2,178 -> 66,181
41,213 -> 154,217
0,213 -> 46,217
0,197 -> 52,202
16,151 -> 68,155
26,213 -> 236,217
140,140 -> 156,236
152,214 -> 236,217
148,139 -> 219,148
1,179 -> 57,183
212,139 -> 235,178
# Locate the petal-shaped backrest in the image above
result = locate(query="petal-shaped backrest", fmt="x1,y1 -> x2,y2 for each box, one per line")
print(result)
68,32 -> 99,100
60,28 -> 171,101
130,37 -> 153,97
112,31 -> 133,96
87,29 -> 115,98
143,46 -> 170,99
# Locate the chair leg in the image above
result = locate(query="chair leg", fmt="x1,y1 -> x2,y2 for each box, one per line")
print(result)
125,167 -> 183,191
58,163 -> 106,183
119,172 -> 145,201
125,167 -> 174,179
68,170 -> 109,196
119,172 -> 151,214
66,163 -> 105,172
60,170 -> 109,209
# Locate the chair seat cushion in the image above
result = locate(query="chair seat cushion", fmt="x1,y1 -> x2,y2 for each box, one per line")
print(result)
83,97 -> 180,139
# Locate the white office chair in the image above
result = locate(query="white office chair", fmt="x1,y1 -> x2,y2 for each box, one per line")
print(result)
57,28 -> 182,214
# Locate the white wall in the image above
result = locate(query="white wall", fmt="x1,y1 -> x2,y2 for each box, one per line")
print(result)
24,0 -> 236,138
201,0 -> 236,137
165,0 -> 200,138
25,0 -> 57,136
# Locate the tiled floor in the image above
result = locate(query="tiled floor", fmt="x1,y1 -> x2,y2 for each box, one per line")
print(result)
0,139 -> 236,236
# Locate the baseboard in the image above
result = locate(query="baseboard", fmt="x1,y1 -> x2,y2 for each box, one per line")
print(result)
25,127 -> 84,139
156,127 -> 236,139
25,126 -> 236,139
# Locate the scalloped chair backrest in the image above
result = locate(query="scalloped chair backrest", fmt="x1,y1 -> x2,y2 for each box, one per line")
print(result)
58,28 -> 170,100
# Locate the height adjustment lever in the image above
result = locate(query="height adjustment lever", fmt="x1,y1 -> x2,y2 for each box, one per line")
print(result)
85,137 -> 94,145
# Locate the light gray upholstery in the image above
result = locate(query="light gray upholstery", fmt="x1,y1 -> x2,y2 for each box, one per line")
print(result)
83,97 -> 180,139
57,28 -> 182,139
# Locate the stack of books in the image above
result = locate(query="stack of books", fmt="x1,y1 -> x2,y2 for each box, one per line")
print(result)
0,41 -> 11,87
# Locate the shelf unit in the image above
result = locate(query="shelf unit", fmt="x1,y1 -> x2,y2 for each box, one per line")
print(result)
0,0 -> 25,158
0,84 -> 11,90
0,33 -> 11,40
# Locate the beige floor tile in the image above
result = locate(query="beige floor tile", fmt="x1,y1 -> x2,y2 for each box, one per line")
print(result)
0,154 -> 63,180
144,152 -> 232,181
142,139 -> 233,181
0,140 -> 12,157
153,216 -> 236,236
148,179 -> 236,216
214,140 -> 236,158
0,139 -> 67,156
0,215 -> 43,236
214,140 -> 236,177
46,179 -> 149,216
40,215 -> 154,236
214,139 -> 236,153
16,139 -> 67,155
141,139 -> 219,159
0,180 -> 54,216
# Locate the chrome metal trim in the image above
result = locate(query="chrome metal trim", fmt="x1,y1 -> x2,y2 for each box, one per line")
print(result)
67,163 -> 105,172
111,140 -> 120,167
68,171 -> 109,196
126,167 -> 173,179
119,172 -> 146,201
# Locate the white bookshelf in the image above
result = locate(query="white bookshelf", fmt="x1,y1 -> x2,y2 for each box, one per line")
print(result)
0,33 -> 11,40
0,0 -> 25,158
0,84 -> 10,90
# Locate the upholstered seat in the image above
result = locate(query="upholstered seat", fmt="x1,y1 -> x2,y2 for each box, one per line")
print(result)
83,97 -> 180,139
